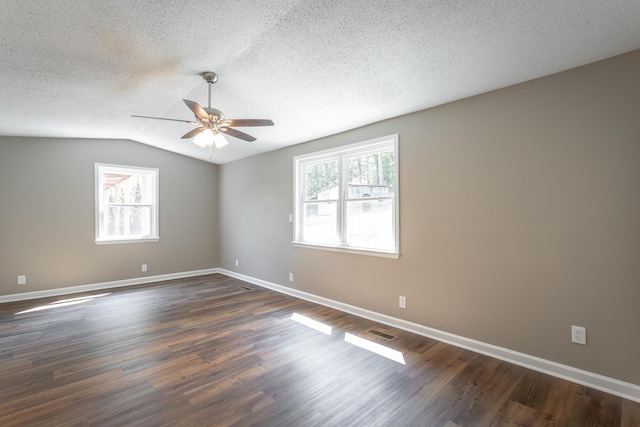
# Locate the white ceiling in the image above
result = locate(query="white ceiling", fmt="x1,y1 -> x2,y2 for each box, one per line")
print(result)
1,1 -> 639,164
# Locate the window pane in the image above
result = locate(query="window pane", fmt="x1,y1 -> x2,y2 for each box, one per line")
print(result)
348,150 -> 394,199
103,173 -> 127,203
128,205 -> 151,235
346,199 -> 393,250
302,202 -> 337,244
102,173 -> 152,204
304,161 -> 338,201
104,206 -> 151,238
128,175 -> 150,204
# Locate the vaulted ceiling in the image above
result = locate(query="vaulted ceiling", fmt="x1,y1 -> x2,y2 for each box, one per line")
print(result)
1,1 -> 639,164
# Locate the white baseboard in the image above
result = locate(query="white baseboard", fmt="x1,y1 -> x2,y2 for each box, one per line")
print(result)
219,269 -> 640,403
0,268 -> 220,304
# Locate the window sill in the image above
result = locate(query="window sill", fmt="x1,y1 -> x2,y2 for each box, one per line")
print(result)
293,241 -> 399,259
96,237 -> 160,245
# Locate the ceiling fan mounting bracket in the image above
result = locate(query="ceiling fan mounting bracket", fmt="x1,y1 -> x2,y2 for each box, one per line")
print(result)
200,71 -> 218,84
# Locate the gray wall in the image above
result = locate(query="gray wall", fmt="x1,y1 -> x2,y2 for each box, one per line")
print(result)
218,50 -> 640,385
0,137 -> 219,295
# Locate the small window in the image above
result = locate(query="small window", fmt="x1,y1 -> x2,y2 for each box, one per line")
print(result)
95,163 -> 159,244
294,135 -> 399,257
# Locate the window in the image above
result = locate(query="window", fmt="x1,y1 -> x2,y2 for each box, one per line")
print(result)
95,163 -> 158,244
294,135 -> 399,257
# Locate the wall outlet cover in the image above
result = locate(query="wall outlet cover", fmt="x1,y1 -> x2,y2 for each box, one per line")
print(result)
571,325 -> 587,345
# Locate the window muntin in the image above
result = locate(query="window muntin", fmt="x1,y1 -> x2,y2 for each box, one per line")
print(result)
294,135 -> 398,256
95,164 -> 159,244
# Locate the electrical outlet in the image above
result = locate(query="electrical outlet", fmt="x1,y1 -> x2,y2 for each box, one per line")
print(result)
571,325 -> 587,345
289,273 -> 294,282
18,275 -> 26,285
235,259 -> 239,267
399,296 -> 406,309
288,214 -> 293,223
141,264 -> 147,272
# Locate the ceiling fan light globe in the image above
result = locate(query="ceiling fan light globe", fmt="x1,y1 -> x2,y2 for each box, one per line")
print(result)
193,128 -> 214,147
213,132 -> 228,148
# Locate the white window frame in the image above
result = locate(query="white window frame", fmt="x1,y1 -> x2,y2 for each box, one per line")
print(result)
95,163 -> 159,244
293,134 -> 399,258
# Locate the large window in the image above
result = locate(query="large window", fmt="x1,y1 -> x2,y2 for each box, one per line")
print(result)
95,163 -> 159,244
294,135 -> 399,257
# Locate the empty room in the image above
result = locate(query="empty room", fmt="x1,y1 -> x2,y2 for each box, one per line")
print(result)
1,1 -> 639,426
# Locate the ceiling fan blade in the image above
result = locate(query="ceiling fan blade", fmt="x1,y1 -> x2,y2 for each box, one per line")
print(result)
181,127 -> 204,139
219,127 -> 256,142
132,115 -> 197,124
183,99 -> 209,120
224,119 -> 274,127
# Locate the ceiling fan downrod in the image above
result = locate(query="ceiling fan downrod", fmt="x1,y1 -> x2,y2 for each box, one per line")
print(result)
201,71 -> 218,109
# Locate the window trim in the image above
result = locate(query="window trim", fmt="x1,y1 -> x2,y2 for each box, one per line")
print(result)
293,134 -> 399,258
95,163 -> 159,245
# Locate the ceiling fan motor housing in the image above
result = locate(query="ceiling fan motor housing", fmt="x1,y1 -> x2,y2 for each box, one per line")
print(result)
204,107 -> 224,122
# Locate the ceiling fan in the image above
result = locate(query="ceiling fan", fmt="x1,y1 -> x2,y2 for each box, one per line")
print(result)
132,71 -> 273,150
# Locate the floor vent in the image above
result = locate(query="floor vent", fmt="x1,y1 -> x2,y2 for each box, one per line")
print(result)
367,329 -> 395,340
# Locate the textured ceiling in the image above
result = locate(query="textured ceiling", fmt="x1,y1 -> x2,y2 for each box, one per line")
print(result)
1,1 -> 639,164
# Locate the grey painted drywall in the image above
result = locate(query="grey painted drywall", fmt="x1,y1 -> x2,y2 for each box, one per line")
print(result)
218,50 -> 640,385
0,137 -> 218,294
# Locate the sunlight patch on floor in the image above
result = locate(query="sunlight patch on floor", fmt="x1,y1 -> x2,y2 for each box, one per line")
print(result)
15,293 -> 111,314
290,312 -> 333,335
344,332 -> 406,364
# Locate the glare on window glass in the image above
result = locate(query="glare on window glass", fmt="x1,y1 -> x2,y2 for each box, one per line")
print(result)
303,202 -> 337,244
346,199 -> 393,250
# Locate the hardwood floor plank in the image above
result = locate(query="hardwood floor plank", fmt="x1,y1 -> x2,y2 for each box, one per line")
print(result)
622,398 -> 640,427
507,370 -> 558,410
494,400 -> 551,426
0,274 -> 638,426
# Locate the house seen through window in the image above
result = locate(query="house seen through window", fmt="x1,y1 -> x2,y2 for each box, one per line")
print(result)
95,163 -> 159,244
294,135 -> 399,256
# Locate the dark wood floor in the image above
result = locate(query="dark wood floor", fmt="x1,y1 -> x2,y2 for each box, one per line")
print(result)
1,274 -> 638,426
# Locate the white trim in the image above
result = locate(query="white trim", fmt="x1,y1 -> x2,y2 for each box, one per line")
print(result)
293,134 -> 398,161
95,237 -> 160,245
0,268 -> 219,304
293,242 -> 400,259
218,269 -> 640,403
